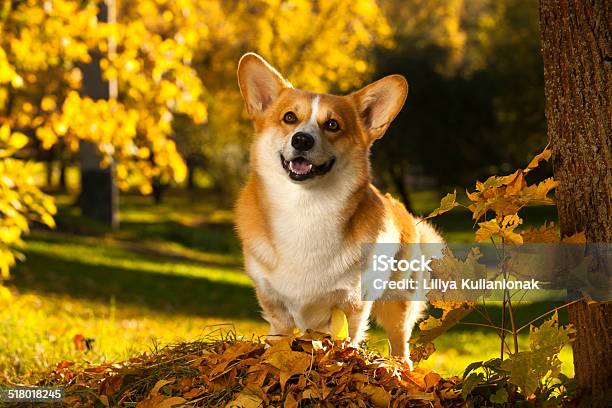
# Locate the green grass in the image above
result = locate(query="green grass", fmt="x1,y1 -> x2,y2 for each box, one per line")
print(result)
0,189 -> 572,384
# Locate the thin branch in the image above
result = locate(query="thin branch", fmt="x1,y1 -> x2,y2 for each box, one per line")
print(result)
472,305 -> 496,327
517,297 -> 584,333
458,322 -> 511,333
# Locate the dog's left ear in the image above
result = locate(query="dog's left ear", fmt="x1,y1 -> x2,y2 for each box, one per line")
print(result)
237,53 -> 292,117
352,75 -> 408,141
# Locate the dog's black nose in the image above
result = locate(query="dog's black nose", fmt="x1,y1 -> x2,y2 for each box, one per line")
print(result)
291,132 -> 315,151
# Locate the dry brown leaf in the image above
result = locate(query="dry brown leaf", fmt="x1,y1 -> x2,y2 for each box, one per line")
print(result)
424,371 -> 442,390
98,395 -> 109,407
302,387 -> 320,400
136,395 -> 186,408
99,374 -> 123,397
150,378 -> 175,396
284,391 -> 300,408
56,360 -> 74,369
224,390 -> 264,408
352,373 -> 370,382
361,384 -> 391,407
183,387 -> 206,399
263,344 -> 311,390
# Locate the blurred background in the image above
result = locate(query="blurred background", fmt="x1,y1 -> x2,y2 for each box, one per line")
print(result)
1,0 -> 565,383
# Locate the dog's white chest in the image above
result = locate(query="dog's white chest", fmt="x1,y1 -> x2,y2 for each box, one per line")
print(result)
267,189 -> 360,301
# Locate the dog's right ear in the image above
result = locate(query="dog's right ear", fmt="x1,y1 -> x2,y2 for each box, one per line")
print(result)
237,53 -> 292,117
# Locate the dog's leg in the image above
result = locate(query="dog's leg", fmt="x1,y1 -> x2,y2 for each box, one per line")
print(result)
342,301 -> 372,348
255,287 -> 294,339
372,300 -> 425,369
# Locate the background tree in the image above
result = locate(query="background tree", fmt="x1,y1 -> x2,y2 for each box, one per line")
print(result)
185,0 -> 392,196
539,0 -> 611,404
371,0 -> 546,210
1,0 -> 207,196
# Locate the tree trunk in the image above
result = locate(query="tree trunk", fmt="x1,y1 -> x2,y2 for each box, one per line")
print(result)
59,160 -> 67,191
46,157 -> 54,187
187,161 -> 196,190
79,0 -> 118,229
152,177 -> 164,205
539,1 -> 611,404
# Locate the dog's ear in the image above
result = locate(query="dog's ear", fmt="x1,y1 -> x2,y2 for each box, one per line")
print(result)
352,75 -> 408,141
237,53 -> 292,117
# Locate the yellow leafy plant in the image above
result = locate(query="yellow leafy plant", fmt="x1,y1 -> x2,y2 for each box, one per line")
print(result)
420,147 -> 579,401
0,124 -> 56,285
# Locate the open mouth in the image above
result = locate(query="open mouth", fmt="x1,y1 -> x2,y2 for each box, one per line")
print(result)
280,154 -> 335,181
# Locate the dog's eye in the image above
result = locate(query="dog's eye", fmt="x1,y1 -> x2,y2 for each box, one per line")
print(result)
283,112 -> 297,124
324,119 -> 340,132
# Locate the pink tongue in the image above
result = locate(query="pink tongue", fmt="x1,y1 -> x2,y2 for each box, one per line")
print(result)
289,159 -> 312,174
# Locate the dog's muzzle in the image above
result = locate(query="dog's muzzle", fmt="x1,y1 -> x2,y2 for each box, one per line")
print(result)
280,154 -> 335,182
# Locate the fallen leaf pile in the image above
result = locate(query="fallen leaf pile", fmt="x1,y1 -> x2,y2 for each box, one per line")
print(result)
33,332 -> 463,407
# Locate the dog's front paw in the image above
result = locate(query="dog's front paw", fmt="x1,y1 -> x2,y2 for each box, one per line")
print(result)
349,338 -> 360,349
398,355 -> 414,371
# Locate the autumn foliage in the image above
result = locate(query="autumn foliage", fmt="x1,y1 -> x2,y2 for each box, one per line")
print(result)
0,124 -> 55,287
43,332 -> 462,408
412,147 -> 580,404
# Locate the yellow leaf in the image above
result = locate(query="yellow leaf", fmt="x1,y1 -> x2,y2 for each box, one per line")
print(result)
503,171 -> 525,197
41,96 -> 57,111
41,213 -> 56,229
521,223 -> 559,243
475,219 -> 500,242
425,191 -> 459,219
465,188 -> 480,202
0,124 -> 10,141
525,147 -> 551,172
418,315 -> 443,331
137,147 -> 150,159
562,231 -> 586,243
8,132 -> 28,150
330,307 -> 349,340
501,214 -> 521,228
139,183 -> 153,195
0,285 -> 13,304
534,178 -> 559,199
502,230 -> 523,244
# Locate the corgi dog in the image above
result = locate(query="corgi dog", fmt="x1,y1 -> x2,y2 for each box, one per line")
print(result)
235,53 -> 443,365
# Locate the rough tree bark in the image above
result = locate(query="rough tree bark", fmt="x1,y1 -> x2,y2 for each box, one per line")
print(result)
539,0 -> 611,403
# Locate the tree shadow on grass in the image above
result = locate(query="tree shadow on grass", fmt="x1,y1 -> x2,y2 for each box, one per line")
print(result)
13,251 -> 260,320
118,220 -> 241,256
28,230 -> 243,271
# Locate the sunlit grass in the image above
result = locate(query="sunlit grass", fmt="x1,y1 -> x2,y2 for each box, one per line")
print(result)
0,293 -> 268,382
